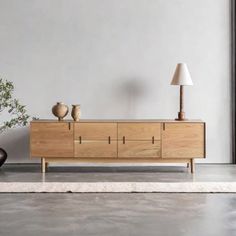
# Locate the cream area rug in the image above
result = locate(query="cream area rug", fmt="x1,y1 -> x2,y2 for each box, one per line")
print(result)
1,182 -> 236,193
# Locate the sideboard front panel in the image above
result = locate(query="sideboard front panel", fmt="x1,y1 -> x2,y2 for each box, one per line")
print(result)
30,122 -> 74,157
74,123 -> 117,140
162,123 -> 205,158
74,123 -> 117,158
118,140 -> 161,158
74,141 -> 117,158
118,123 -> 161,140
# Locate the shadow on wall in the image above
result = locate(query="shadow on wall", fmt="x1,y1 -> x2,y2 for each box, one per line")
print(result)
1,126 -> 35,163
115,78 -> 148,117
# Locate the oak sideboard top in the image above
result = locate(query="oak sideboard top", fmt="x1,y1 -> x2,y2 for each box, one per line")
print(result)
31,119 -> 204,123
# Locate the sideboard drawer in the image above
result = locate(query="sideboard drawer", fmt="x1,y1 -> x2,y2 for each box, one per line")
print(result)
74,141 -> 117,158
118,123 -> 161,140
118,140 -> 161,158
74,123 -> 117,140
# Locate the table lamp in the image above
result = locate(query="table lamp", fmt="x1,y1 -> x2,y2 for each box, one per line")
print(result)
171,63 -> 193,121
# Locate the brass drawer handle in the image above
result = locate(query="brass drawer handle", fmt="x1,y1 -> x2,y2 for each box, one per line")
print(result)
123,136 -> 125,144
108,136 -> 111,144
152,136 -> 154,144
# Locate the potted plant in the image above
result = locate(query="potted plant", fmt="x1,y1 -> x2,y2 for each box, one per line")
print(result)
0,78 -> 30,166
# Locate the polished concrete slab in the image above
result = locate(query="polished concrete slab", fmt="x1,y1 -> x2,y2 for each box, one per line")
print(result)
0,193 -> 235,236
1,164 -> 236,182
1,164 -> 236,192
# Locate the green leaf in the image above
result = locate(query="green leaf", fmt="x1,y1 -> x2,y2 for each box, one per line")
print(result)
0,78 -> 31,133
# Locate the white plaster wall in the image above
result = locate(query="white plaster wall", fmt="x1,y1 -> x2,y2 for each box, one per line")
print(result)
0,0 -> 231,163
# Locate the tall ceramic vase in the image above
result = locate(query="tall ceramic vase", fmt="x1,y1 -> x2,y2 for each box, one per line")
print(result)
71,105 -> 81,121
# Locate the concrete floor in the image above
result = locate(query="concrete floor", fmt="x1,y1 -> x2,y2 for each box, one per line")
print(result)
0,193 -> 236,236
1,165 -> 236,235
1,164 -> 236,182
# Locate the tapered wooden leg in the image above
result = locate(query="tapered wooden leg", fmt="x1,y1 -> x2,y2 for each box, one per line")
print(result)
41,158 -> 46,173
190,159 -> 195,173
45,162 -> 48,170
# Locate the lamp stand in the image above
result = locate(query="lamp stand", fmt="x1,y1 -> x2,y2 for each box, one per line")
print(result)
175,85 -> 187,121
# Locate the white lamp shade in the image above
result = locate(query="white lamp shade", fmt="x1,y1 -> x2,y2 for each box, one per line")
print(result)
170,63 -> 193,86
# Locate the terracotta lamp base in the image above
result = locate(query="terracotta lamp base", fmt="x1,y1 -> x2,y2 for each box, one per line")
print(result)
175,112 -> 188,121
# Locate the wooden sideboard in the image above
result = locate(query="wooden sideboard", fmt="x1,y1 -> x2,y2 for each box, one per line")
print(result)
30,119 -> 206,173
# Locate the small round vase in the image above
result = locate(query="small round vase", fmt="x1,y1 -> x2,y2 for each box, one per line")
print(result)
0,148 -> 7,167
71,105 -> 81,121
52,102 -> 69,121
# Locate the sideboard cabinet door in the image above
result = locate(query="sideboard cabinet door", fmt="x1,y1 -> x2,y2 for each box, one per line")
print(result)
162,123 -> 205,158
30,122 -> 74,157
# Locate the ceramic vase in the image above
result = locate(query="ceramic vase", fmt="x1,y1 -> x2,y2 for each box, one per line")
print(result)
71,105 -> 81,121
52,102 -> 69,121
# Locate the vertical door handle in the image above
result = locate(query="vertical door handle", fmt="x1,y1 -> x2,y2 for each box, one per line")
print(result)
152,136 -> 154,144
163,123 -> 165,131
123,136 -> 126,144
79,136 -> 82,144
68,122 -> 71,130
108,136 -> 111,144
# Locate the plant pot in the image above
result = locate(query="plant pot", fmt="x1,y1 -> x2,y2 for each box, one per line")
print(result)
0,148 -> 7,167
